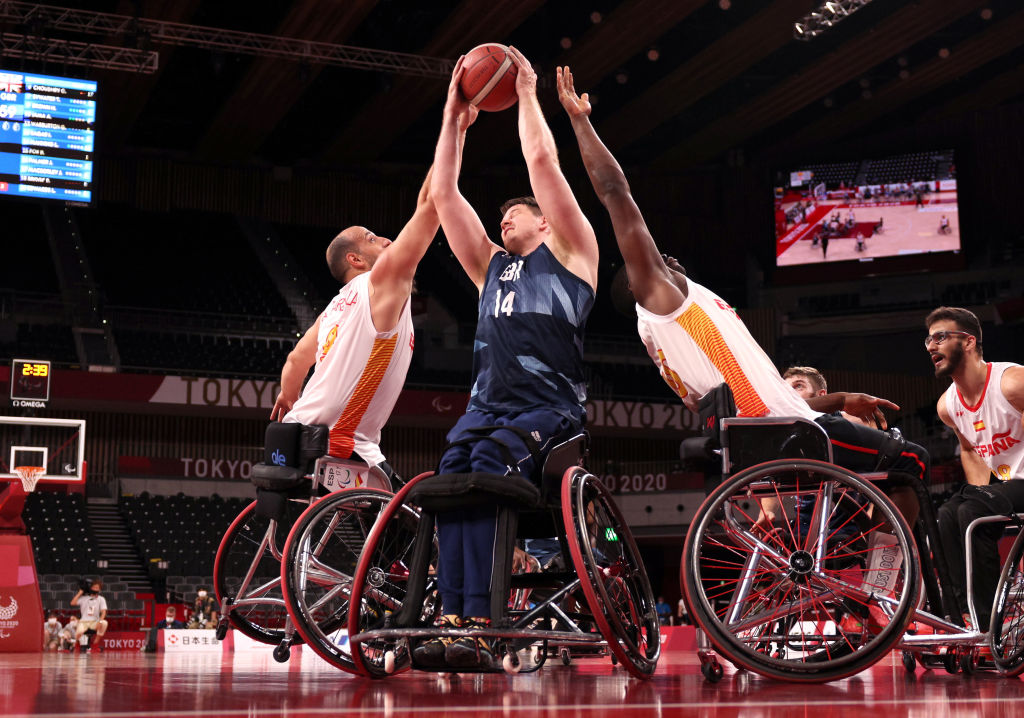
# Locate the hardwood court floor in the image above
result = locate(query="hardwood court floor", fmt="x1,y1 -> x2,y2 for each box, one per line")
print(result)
3,644 -> 1023,718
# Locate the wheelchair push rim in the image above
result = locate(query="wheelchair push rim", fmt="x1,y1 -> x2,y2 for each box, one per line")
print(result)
346,472 -> 437,678
682,458 -> 920,683
990,526 -> 1024,675
562,467 -> 661,678
280,487 -> 400,673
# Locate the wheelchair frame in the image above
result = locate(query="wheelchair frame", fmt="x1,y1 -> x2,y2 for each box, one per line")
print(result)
683,411 -> 1024,682
336,435 -> 661,679
213,454 -> 392,662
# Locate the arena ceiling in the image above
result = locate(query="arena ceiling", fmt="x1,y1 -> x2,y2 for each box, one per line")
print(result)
4,0 -> 1023,174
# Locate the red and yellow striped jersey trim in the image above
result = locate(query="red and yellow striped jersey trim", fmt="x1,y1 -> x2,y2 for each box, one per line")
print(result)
328,335 -> 399,458
675,303 -> 768,417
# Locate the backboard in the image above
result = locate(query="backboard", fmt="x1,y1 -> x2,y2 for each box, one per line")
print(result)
0,416 -> 86,483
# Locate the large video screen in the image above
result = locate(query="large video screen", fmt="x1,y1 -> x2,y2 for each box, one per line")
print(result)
0,69 -> 96,204
774,150 -> 960,270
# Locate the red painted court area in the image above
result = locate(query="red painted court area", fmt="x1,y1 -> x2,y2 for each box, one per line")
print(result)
3,644 -> 1022,718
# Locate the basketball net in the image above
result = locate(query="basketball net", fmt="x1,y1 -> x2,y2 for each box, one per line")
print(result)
13,466 -> 44,493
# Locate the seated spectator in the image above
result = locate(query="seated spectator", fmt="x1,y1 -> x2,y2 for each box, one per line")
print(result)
43,611 -> 62,652
157,606 -> 185,629
59,616 -> 78,651
656,596 -> 671,626
187,588 -> 218,629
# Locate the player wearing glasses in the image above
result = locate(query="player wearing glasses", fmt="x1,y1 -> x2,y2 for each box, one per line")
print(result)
929,306 -> 1024,629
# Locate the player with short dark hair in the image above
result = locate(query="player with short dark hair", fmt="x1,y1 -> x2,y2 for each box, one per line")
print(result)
929,306 -> 1024,628
421,49 -> 599,669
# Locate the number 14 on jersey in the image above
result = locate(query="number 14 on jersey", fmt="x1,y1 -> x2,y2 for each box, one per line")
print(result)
494,290 -> 516,317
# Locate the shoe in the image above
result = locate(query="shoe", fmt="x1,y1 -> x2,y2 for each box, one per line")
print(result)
412,615 -> 460,669
840,605 -> 890,637
445,617 -> 497,670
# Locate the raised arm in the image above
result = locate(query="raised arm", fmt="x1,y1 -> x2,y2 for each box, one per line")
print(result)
508,49 -> 598,290
431,55 -> 501,291
556,65 -> 681,314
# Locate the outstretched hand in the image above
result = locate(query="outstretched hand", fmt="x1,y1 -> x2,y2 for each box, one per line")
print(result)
443,55 -> 472,121
842,393 -> 899,429
507,45 -> 537,97
556,66 -> 591,118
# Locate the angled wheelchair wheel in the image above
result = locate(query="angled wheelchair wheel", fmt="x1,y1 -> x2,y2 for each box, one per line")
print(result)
990,528 -> 1024,676
280,488 -> 396,673
682,459 -> 919,683
563,467 -> 661,678
346,472 -> 439,678
214,499 -> 307,644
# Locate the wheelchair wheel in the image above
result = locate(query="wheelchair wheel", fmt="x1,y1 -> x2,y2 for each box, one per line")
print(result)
214,499 -> 307,644
280,488 -> 396,673
990,528 -> 1024,676
346,472 -> 439,678
563,467 -> 661,678
682,459 -> 920,683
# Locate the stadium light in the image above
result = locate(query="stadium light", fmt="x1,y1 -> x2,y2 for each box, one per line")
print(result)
794,0 -> 874,40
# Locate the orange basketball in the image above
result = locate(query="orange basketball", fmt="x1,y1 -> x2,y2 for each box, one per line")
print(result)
458,43 -> 519,112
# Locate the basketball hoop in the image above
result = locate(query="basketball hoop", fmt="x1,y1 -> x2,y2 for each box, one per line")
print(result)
13,466 -> 44,492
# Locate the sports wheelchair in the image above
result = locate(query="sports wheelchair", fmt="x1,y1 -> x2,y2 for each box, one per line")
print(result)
681,384 -> 1024,682
213,421 -> 399,664
321,431 -> 660,679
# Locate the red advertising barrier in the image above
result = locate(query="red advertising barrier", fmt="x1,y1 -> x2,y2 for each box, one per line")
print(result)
0,534 -> 43,652
659,625 -> 697,652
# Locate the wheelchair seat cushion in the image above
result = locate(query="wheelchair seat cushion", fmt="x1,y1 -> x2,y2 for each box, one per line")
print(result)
409,472 -> 542,512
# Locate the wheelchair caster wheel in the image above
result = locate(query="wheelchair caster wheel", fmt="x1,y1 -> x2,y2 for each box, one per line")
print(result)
942,650 -> 960,675
560,648 -> 571,666
610,652 -> 617,666
503,651 -> 522,675
529,645 -> 540,666
384,650 -> 396,674
272,642 -> 291,663
214,620 -> 229,642
958,648 -> 978,675
701,659 -> 724,683
901,650 -> 917,673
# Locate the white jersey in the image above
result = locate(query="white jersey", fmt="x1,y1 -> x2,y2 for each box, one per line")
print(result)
636,279 -> 820,420
943,362 -> 1024,481
284,272 -> 413,465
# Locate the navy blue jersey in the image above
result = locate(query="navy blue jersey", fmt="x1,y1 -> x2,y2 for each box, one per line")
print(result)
467,243 -> 595,424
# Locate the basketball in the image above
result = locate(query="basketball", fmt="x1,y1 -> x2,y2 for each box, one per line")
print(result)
459,43 -> 518,112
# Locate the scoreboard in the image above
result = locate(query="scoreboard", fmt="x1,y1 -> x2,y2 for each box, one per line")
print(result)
0,69 -> 96,204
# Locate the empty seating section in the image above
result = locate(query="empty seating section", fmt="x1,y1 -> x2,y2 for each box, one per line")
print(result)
120,492 -> 246,582
794,161 -> 860,189
22,491 -> 99,575
2,202 -> 58,293
272,223 -> 339,309
863,151 -> 952,185
115,330 -> 293,377
0,323 -> 78,365
76,207 -> 293,319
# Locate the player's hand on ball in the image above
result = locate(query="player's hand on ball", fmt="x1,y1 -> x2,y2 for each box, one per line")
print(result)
444,55 -> 471,120
557,66 -> 591,118
507,46 -> 537,96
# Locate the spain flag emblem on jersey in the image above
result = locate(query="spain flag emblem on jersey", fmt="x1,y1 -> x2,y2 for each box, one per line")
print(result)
973,419 -> 986,432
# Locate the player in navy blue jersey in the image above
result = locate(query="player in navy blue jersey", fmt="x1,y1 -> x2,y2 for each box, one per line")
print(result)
419,49 -> 599,669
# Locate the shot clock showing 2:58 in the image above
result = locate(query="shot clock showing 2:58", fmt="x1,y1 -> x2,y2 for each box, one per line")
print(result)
10,358 -> 51,407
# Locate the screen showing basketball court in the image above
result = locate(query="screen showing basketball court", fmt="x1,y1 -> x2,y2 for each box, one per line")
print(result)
0,68 -> 96,204
773,149 -> 960,269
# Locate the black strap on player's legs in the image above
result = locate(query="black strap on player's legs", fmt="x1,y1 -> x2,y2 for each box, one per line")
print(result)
872,427 -> 908,472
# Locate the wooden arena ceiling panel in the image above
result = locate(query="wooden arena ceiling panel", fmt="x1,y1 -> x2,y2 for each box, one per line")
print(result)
198,0 -> 379,159
463,0 -> 707,169
777,7 -> 1024,153
597,0 -> 810,153
323,0 -> 545,164
654,0 -> 992,169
